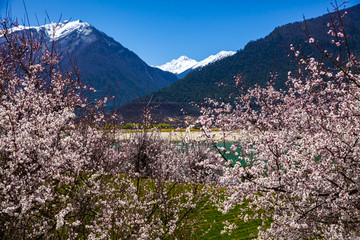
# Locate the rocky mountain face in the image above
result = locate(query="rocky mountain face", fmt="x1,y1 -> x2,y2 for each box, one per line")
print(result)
11,20 -> 178,107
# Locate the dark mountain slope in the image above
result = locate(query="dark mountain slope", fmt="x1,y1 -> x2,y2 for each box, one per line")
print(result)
67,26 -> 177,105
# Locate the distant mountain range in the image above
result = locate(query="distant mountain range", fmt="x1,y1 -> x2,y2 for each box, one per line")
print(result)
8,4 -> 360,125
10,20 -> 178,107
119,3 -> 360,125
157,51 -> 236,79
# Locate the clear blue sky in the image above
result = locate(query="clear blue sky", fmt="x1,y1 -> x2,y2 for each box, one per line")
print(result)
1,0 -> 359,66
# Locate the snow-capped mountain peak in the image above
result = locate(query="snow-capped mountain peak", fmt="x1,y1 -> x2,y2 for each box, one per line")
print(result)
11,20 -> 92,41
157,50 -> 236,78
43,20 -> 92,40
178,56 -> 191,61
157,55 -> 198,75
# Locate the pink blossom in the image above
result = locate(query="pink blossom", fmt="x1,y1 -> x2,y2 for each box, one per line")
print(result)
337,32 -> 344,38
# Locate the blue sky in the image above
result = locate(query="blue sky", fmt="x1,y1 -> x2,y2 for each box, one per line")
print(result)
1,0 -> 359,66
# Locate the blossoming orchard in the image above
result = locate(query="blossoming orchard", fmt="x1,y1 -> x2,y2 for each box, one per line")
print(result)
1,2 -> 360,240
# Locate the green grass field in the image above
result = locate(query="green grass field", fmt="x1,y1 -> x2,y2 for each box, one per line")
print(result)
194,204 -> 261,240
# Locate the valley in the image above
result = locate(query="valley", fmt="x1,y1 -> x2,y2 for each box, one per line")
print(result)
2,2 -> 360,239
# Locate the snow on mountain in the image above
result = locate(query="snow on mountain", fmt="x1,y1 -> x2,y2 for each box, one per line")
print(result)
157,51 -> 236,78
157,56 -> 198,75
10,20 -> 92,41
194,51 -> 236,69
